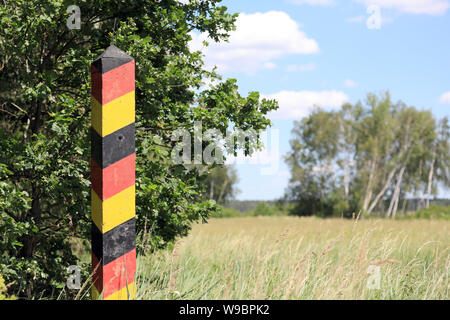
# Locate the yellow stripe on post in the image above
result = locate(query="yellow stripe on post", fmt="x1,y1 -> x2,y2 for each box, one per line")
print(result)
91,90 -> 135,137
91,185 -> 135,234
92,282 -> 136,300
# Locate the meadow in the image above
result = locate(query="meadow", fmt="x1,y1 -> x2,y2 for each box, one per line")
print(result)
134,217 -> 449,300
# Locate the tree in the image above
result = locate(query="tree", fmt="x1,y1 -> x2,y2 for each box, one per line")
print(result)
424,117 -> 450,208
202,165 -> 239,204
285,109 -> 353,217
384,106 -> 436,218
285,91 -> 448,218
0,0 -> 277,297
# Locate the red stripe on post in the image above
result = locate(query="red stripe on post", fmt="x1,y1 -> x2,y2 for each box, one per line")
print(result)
91,153 -> 135,201
91,61 -> 135,105
92,248 -> 136,299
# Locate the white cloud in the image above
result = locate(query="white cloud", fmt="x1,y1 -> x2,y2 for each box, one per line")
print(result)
355,0 -> 450,15
288,0 -> 335,6
189,11 -> 319,73
344,79 -> 358,88
263,90 -> 349,120
286,62 -> 316,72
439,91 -> 450,104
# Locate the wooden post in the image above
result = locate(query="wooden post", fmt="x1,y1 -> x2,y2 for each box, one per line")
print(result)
90,45 -> 136,300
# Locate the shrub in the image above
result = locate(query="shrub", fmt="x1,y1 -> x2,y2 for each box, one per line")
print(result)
251,202 -> 275,216
212,202 -> 290,218
406,205 -> 450,220
211,206 -> 244,218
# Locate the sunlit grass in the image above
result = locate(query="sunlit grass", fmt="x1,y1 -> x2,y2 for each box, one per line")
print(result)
135,217 -> 449,300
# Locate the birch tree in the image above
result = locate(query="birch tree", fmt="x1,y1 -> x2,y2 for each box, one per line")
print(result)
285,91 -> 449,218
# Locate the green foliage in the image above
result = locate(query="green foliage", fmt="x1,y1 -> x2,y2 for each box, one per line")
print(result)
253,202 -> 287,217
211,202 -> 289,218
253,202 -> 273,216
202,165 -> 239,204
0,0 -> 277,298
404,205 -> 450,220
285,92 -> 449,218
211,206 -> 243,218
0,275 -> 16,300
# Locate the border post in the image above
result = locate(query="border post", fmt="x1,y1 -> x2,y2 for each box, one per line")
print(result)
90,45 -> 136,300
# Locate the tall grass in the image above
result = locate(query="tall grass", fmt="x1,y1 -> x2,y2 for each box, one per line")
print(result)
134,217 -> 449,300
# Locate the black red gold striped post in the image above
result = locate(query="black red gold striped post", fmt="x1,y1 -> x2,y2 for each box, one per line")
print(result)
90,45 -> 136,300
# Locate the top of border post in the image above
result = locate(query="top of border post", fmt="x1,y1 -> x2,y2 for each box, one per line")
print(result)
92,45 -> 134,74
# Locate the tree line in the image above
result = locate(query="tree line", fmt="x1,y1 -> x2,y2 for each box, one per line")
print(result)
285,92 -> 450,218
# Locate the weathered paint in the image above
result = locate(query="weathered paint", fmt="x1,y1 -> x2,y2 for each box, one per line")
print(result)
91,153 -> 135,201
92,249 -> 136,299
91,45 -> 136,300
91,123 -> 135,169
92,218 -> 136,265
91,60 -> 135,104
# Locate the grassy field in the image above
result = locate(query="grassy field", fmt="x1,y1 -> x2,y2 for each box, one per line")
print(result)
134,217 -> 449,300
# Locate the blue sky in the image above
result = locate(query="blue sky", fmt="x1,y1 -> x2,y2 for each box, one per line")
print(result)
192,0 -> 450,200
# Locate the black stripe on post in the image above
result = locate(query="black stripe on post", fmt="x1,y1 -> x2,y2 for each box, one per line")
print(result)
91,123 -> 135,169
92,218 -> 136,266
92,45 -> 134,74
